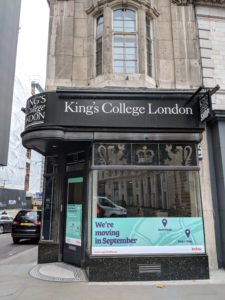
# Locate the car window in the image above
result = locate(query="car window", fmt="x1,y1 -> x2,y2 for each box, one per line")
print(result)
0,216 -> 10,220
98,198 -> 114,207
15,211 -> 41,222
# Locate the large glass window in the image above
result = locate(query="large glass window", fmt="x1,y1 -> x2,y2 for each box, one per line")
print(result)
92,170 -> 202,218
96,15 -> 103,76
91,143 -> 205,255
113,9 -> 137,73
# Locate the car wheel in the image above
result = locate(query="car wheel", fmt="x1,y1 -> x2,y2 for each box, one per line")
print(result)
0,225 -> 3,234
13,237 -> 20,244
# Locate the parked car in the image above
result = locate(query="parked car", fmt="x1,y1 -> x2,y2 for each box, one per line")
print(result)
97,197 -> 127,217
0,215 -> 13,234
11,209 -> 42,243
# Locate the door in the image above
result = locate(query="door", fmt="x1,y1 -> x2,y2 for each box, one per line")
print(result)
63,175 -> 83,266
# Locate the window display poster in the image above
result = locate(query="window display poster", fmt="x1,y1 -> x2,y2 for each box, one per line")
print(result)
65,204 -> 82,246
92,217 -> 205,255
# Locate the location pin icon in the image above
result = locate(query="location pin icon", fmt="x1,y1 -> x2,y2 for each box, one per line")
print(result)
162,219 -> 167,227
185,229 -> 191,238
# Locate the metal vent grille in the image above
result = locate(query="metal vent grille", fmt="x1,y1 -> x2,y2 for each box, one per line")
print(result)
138,264 -> 161,274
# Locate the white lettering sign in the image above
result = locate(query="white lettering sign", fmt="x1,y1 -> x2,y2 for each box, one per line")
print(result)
64,101 -> 193,117
26,94 -> 47,127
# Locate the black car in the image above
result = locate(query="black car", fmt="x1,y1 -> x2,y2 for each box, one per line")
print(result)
11,209 -> 42,243
0,215 -> 13,234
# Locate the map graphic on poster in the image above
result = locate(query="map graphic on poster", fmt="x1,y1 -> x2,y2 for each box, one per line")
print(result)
65,204 -> 82,246
92,217 -> 205,255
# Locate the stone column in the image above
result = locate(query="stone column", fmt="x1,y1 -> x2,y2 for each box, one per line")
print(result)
138,7 -> 146,74
103,6 -> 112,74
199,130 -> 218,269
154,0 -> 175,88
170,4 -> 202,88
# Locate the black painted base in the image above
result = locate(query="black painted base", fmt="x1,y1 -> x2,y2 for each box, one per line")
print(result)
38,241 -> 59,264
87,255 -> 209,281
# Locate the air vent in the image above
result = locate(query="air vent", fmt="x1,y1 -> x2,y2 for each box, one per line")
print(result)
138,264 -> 161,274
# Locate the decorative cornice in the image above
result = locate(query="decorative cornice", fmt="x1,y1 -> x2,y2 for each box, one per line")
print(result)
194,0 -> 225,6
172,0 -> 225,6
172,0 -> 192,4
86,0 -> 160,17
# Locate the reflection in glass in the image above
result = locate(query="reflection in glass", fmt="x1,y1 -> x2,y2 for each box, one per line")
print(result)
42,156 -> 58,241
96,15 -> 103,76
96,15 -> 103,37
114,36 -> 124,46
93,170 -> 202,218
146,16 -> 152,77
114,9 -> 123,20
113,20 -> 123,31
113,9 -> 137,73
113,9 -> 136,32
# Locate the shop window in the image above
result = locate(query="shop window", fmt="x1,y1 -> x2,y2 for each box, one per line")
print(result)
96,15 -> 103,76
93,170 -> 202,218
113,8 -> 137,73
91,142 -> 205,256
91,169 -> 205,255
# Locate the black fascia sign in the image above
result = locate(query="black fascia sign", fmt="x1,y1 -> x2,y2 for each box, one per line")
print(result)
25,91 -> 202,130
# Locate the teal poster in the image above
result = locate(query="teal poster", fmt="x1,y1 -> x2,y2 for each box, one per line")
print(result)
65,204 -> 82,246
92,217 -> 205,255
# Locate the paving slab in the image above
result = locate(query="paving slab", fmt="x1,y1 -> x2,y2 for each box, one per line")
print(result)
1,247 -> 225,300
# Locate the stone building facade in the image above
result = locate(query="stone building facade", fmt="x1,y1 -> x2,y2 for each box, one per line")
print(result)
21,0 -> 225,280
46,0 -> 202,90
194,1 -> 225,268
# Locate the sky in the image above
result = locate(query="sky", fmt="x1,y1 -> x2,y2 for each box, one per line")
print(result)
16,0 -> 49,88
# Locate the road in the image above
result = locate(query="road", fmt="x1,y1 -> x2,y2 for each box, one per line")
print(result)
0,233 -> 37,262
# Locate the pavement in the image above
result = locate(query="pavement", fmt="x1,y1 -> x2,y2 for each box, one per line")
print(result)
1,246 -> 225,300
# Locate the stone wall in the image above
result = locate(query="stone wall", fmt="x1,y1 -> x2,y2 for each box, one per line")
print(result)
196,4 -> 225,269
46,0 -> 202,90
196,6 -> 225,109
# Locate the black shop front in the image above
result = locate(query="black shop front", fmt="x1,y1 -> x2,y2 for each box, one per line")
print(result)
21,88 -> 209,281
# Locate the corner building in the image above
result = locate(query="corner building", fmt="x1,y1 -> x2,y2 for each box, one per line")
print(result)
21,0 -> 218,281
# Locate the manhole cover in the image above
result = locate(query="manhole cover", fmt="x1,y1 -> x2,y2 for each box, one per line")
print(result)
29,263 -> 87,282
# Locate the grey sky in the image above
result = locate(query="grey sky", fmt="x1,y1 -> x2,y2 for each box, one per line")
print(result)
16,0 -> 49,87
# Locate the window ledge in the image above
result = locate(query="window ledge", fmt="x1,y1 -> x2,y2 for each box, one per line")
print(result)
89,73 -> 156,88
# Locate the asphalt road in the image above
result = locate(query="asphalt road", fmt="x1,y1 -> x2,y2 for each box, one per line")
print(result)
0,233 -> 37,262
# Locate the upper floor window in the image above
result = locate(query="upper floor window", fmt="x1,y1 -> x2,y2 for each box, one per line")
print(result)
146,16 -> 152,77
112,9 -> 137,73
96,15 -> 103,76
